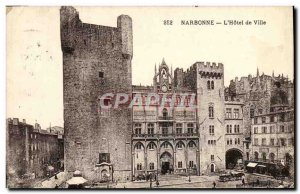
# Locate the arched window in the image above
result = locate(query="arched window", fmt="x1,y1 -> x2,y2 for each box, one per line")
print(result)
176,141 -> 184,149
269,153 -> 275,162
148,142 -> 155,150
211,81 -> 214,89
207,81 -> 211,89
210,163 -> 215,172
188,141 -> 196,148
136,143 -> 142,150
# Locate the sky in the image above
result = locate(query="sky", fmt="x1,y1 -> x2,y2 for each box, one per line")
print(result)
6,6 -> 293,128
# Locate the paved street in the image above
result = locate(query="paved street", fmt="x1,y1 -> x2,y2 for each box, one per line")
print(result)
114,175 -> 232,189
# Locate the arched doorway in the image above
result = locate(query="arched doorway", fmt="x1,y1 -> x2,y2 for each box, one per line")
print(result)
210,164 -> 215,172
160,152 -> 173,174
225,149 -> 243,169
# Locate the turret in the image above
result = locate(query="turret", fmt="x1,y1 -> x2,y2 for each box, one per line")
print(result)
60,6 -> 80,54
117,15 -> 133,58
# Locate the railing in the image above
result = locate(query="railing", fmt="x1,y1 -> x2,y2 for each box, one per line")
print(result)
157,116 -> 173,121
132,133 -> 199,139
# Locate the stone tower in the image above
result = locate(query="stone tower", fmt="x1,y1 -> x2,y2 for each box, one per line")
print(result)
196,62 -> 226,174
61,6 -> 133,181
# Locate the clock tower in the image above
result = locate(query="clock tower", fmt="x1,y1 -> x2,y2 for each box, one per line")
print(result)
153,58 -> 174,93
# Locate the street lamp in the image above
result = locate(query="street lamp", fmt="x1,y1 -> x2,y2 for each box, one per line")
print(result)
188,167 -> 191,182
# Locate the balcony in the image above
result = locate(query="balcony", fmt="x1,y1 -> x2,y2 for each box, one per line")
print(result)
157,116 -> 174,122
132,133 -> 199,140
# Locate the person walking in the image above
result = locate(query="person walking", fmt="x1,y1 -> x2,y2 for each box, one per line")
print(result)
212,181 -> 216,189
156,180 -> 160,188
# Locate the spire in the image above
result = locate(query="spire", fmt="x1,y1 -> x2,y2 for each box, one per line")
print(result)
155,63 -> 157,74
256,67 -> 260,83
272,70 -> 274,78
171,64 -> 173,76
162,58 -> 166,65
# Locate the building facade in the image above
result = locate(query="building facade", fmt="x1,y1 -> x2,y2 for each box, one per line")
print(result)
132,60 -> 199,179
249,109 -> 294,177
224,99 -> 244,169
6,118 -> 63,188
61,6 -> 294,183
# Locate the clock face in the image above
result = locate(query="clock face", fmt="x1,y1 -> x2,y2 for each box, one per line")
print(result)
162,85 -> 167,92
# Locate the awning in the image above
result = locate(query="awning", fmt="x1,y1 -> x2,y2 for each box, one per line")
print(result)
66,177 -> 88,185
247,162 -> 258,168
257,164 -> 266,168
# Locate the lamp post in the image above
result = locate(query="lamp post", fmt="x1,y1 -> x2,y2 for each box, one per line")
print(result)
188,167 -> 191,182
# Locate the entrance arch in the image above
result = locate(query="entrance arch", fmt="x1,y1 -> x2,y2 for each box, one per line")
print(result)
160,151 -> 173,174
210,164 -> 215,172
225,148 -> 243,169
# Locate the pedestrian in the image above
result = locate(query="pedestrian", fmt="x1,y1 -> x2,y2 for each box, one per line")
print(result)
156,180 -> 159,188
242,178 -> 245,185
212,181 -> 216,189
55,184 -> 58,189
150,180 -> 153,188
256,179 -> 260,186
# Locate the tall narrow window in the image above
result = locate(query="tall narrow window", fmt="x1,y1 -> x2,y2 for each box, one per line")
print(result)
147,123 -> 154,135
178,161 -> 182,168
209,125 -> 214,135
162,127 -> 168,136
149,163 -> 154,170
99,71 -> 104,78
187,123 -> 194,134
226,108 -> 232,118
209,105 -> 214,118
176,123 -> 183,134
207,81 -> 211,89
134,123 -> 142,135
250,107 -> 254,118
211,81 -> 214,89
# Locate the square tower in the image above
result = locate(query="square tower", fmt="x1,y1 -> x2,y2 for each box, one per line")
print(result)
196,62 -> 226,174
61,6 -> 133,181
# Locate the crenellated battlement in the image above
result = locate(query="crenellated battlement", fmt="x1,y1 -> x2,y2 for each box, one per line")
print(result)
195,62 -> 224,79
60,6 -> 132,58
197,61 -> 224,71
